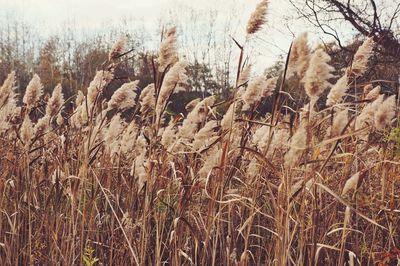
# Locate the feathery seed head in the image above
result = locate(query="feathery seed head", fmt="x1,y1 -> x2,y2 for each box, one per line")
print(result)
158,26 -> 178,72
185,98 -> 201,112
156,60 -> 188,124
23,74 -> 43,108
242,76 -> 276,110
109,35 -> 127,60
246,0 -> 269,35
326,74 -> 349,106
139,83 -> 156,113
108,80 -> 139,111
33,115 -> 50,138
302,49 -> 334,99
87,70 -> 114,111
374,95 -> 396,131
238,64 -> 252,87
46,84 -> 64,117
284,125 -> 307,168
20,116 -> 33,146
349,37 -> 375,77
365,85 -> 381,101
288,32 -> 310,78
0,71 -> 16,107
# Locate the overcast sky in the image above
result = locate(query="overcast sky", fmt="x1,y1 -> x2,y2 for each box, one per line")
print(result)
0,0 -> 286,29
0,0 -> 334,72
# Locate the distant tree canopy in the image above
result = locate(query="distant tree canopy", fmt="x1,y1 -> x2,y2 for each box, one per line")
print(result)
0,28 -> 226,110
0,3 -> 399,116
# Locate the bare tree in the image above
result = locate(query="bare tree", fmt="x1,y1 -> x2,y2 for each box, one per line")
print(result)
289,0 -> 400,56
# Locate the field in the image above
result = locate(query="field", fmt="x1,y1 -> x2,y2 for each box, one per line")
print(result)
0,1 -> 399,265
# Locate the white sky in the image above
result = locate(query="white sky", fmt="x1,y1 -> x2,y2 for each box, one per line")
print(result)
0,0 -> 338,72
1,0 -> 258,29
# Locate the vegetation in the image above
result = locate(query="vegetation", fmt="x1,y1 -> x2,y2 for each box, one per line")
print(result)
0,1 -> 399,265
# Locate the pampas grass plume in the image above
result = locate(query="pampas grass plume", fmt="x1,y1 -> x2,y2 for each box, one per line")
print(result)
303,49 -> 334,99
108,80 -> 139,111
374,95 -> 396,130
246,0 -> 269,35
349,37 -> 374,77
342,172 -> 360,195
158,26 -> 178,72
46,84 -> 64,117
23,74 -> 43,108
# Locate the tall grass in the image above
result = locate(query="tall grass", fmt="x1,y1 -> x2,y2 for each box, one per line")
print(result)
0,1 -> 399,265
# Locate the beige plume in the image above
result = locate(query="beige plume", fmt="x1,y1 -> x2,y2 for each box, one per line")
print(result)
246,0 -> 269,35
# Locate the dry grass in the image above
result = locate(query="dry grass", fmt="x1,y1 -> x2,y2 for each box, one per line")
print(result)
0,4 -> 399,265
